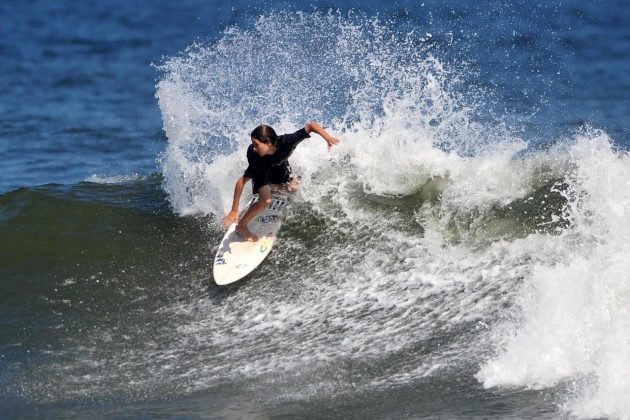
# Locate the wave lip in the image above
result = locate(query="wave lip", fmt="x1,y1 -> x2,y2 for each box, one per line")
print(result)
155,11 -> 495,217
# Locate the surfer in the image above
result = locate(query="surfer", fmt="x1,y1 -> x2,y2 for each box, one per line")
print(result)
223,122 -> 339,241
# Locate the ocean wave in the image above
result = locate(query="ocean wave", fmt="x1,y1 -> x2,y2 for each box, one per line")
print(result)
3,10 -> 626,419
154,10 -> 630,418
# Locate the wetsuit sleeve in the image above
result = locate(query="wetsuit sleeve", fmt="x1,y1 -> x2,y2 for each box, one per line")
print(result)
282,127 -> 311,146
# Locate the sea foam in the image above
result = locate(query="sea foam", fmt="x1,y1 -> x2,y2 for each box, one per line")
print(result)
477,131 -> 630,419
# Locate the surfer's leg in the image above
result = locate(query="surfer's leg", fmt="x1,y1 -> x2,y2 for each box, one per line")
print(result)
236,185 -> 272,241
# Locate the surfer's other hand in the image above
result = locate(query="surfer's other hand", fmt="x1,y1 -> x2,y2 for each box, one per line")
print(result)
223,211 -> 239,229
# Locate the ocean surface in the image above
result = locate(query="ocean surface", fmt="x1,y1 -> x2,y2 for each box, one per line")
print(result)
1,0 -> 629,418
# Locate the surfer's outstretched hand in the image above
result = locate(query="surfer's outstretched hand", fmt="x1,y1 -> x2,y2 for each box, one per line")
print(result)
324,134 -> 340,150
304,122 -> 339,151
223,210 -> 239,229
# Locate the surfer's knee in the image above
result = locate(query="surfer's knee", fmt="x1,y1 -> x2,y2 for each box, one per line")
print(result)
253,197 -> 271,210
287,178 -> 298,193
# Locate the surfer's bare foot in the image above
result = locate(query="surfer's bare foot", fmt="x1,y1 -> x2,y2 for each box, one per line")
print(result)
235,224 -> 258,242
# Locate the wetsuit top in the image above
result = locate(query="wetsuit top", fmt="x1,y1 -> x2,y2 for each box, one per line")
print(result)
243,128 -> 310,180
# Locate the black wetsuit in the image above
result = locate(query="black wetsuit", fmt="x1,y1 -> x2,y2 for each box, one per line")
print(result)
243,128 -> 310,193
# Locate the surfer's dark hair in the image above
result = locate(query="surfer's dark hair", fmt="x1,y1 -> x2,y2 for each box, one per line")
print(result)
251,125 -> 278,145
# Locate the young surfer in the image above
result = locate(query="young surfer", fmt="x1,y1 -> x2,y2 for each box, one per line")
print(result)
223,122 -> 339,241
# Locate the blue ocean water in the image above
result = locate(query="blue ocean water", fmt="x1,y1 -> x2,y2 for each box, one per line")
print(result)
1,0 -> 251,191
1,0 -> 628,193
1,1 -> 629,418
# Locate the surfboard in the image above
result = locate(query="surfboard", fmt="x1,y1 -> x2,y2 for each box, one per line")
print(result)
213,189 -> 289,285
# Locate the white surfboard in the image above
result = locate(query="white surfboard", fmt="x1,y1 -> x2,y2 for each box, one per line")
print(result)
213,189 -> 289,285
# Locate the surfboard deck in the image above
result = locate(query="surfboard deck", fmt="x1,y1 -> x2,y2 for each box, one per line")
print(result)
213,189 -> 289,285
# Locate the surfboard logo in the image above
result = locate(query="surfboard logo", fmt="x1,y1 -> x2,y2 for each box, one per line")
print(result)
270,198 -> 286,211
259,237 -> 273,253
259,215 -> 279,224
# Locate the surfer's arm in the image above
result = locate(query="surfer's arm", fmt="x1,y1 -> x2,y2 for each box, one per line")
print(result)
305,122 -> 339,149
223,175 -> 250,228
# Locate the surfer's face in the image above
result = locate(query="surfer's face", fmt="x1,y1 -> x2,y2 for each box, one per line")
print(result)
251,138 -> 275,156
